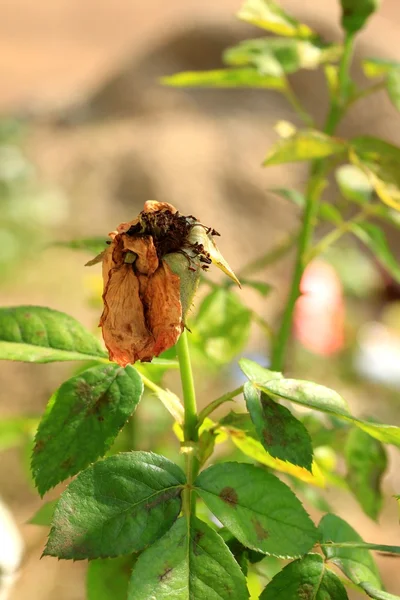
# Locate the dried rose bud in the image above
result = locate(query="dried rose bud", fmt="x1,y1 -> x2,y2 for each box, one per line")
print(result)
87,201 -> 239,366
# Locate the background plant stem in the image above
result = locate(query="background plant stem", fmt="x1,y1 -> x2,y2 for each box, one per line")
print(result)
271,33 -> 356,371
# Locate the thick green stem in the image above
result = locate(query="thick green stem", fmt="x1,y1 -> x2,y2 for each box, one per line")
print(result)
176,330 -> 198,442
176,329 -> 198,520
271,33 -> 356,372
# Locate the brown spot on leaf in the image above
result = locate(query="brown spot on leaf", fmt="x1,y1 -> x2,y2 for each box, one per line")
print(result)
33,440 -> 45,453
145,488 -> 181,511
192,530 -> 204,555
159,564 -> 173,582
61,457 -> 74,470
298,583 -> 314,599
219,487 -> 238,507
251,518 -> 269,541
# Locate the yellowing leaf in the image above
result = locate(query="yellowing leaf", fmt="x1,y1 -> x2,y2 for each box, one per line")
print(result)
229,429 -> 325,487
238,0 -> 315,39
188,225 -> 241,286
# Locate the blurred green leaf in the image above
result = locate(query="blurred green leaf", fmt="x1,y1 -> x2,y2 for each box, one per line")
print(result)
0,306 -> 107,363
319,514 -> 382,589
351,136 -> 400,211
28,499 -> 58,526
32,364 -> 143,495
45,452 -> 185,559
240,279 -> 272,296
340,0 -> 381,35
218,527 -> 266,575
387,68 -> 400,111
87,556 -> 136,600
318,202 -> 343,225
264,130 -> 347,165
260,553 -> 348,599
270,187 -> 305,207
224,37 -> 341,76
244,382 -> 313,471
161,68 -> 286,90
195,462 -> 318,557
192,289 -> 251,365
335,164 -> 373,203
128,516 -> 249,600
351,222 -> 400,283
345,427 -> 387,520
237,0 -> 316,39
52,238 -> 108,256
0,416 -> 36,451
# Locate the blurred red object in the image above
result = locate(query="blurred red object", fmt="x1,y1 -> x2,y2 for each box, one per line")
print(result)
294,260 -> 345,355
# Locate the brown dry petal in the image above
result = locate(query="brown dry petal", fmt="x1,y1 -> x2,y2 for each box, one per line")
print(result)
143,200 -> 177,214
100,231 -> 182,365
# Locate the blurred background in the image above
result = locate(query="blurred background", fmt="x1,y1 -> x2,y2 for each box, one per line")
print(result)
0,0 -> 400,598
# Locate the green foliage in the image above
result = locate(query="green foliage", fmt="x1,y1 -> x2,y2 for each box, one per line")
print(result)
340,0 -> 380,34
45,452 -> 185,559
359,584 -> 400,600
237,0 -> 316,38
335,164 -> 373,203
52,237 -> 108,256
319,514 -> 382,589
264,129 -> 347,165
0,306 -> 107,362
243,382 -> 313,470
195,462 -> 318,557
260,553 -> 349,599
191,288 -> 251,365
128,517 -> 249,600
241,361 -> 400,447
345,427 -> 387,520
32,364 -> 143,495
351,222 -> 400,283
161,68 -> 286,90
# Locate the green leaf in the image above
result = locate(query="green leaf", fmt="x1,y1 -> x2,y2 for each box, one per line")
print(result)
351,222 -> 400,284
320,542 -> 400,555
244,382 -> 313,471
260,378 -> 352,418
218,527 -> 266,575
195,462 -> 318,558
52,238 -> 108,256
0,306 -> 107,363
340,0 -> 380,35
161,68 -> 286,90
345,427 -> 387,520
360,583 -> 400,600
237,0 -> 316,39
87,556 -> 135,600
256,377 -> 400,447
319,513 -> 382,589
387,68 -> 400,112
318,202 -> 343,225
224,37 -> 341,76
335,164 -> 373,203
44,451 -> 185,559
270,187 -> 305,207
0,416 -> 36,451
264,130 -> 347,165
240,279 -> 272,296
127,516 -> 249,600
239,358 -> 282,386
260,553 -> 348,599
192,289 -> 251,365
28,499 -> 58,526
32,364 -> 143,496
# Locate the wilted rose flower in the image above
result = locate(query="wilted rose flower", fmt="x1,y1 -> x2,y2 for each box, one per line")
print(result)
87,201 -> 239,366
